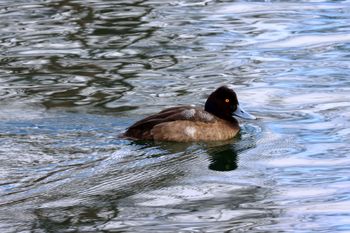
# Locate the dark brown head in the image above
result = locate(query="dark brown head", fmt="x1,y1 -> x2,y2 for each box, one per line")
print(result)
204,86 -> 256,122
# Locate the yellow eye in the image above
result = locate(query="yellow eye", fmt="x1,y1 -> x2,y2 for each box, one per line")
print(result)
225,99 -> 230,103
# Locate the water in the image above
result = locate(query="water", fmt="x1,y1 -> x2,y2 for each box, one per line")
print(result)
1,0 -> 350,232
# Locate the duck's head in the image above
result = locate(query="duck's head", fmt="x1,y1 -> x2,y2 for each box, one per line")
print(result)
204,85 -> 256,121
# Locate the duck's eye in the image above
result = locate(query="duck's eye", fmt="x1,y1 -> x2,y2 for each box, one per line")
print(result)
225,99 -> 230,103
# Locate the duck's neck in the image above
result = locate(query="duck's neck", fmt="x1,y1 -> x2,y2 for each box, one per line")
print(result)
204,102 -> 238,124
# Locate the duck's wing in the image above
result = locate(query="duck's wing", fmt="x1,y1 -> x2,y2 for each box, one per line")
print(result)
124,106 -> 215,139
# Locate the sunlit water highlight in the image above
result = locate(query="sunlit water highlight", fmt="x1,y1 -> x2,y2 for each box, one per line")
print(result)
1,0 -> 350,232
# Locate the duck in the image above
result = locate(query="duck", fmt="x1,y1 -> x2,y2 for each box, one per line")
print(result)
123,85 -> 256,142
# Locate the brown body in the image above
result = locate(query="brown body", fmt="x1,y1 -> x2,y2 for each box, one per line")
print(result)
124,86 -> 255,142
123,106 -> 240,142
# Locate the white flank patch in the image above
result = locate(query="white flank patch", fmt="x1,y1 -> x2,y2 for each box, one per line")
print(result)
184,126 -> 196,138
182,108 -> 196,119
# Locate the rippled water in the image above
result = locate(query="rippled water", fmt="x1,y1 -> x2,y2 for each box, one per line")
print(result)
1,0 -> 350,232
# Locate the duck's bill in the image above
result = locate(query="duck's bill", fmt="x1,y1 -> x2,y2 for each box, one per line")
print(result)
233,105 -> 256,120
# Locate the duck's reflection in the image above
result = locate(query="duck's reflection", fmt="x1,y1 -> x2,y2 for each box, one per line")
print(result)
202,140 -> 239,171
136,137 -> 242,172
207,145 -> 238,171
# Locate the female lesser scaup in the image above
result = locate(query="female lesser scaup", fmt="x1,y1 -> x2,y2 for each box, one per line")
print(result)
124,85 -> 256,142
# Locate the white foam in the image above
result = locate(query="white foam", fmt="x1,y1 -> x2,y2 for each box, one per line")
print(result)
260,34 -> 350,49
225,84 -> 235,90
217,3 -> 341,14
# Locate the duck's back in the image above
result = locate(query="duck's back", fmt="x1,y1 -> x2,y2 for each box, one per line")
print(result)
123,106 -> 239,142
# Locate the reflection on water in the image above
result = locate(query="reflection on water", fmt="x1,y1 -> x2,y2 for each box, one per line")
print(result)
1,0 -> 350,232
208,145 -> 238,171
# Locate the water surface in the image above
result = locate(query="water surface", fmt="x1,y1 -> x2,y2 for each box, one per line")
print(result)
1,0 -> 350,232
